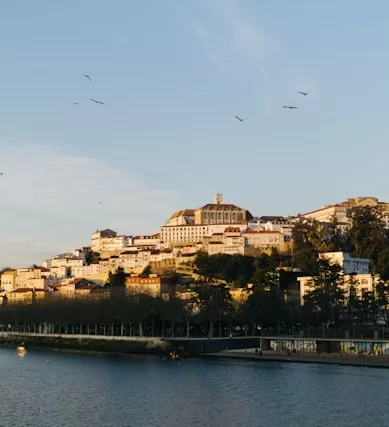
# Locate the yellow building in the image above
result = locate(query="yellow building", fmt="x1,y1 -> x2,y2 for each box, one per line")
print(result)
1,270 -> 17,292
7,288 -> 47,304
125,275 -> 169,298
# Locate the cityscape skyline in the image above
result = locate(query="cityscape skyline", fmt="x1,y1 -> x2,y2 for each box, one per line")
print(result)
1,0 -> 389,265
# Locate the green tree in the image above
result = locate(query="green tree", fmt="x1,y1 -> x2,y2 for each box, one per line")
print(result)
84,251 -> 100,265
303,258 -> 345,326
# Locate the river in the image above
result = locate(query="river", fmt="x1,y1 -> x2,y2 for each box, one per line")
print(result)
0,347 -> 387,426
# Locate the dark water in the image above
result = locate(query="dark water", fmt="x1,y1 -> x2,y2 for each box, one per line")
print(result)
0,348 -> 388,427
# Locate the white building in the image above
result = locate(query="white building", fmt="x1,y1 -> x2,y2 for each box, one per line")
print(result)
298,273 -> 378,305
320,252 -> 370,275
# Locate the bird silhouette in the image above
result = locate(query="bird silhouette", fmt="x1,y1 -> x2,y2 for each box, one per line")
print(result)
298,91 -> 308,96
89,98 -> 104,105
235,115 -> 245,122
83,74 -> 92,82
283,106 -> 298,109
73,102 -> 79,105
0,172 -> 3,175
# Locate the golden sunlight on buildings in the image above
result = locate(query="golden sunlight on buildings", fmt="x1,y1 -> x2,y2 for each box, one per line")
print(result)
125,275 -> 170,298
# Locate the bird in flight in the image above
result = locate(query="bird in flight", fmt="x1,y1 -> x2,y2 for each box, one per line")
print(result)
235,115 -> 246,122
298,91 -> 309,96
0,172 -> 3,176
283,106 -> 298,109
89,98 -> 104,105
99,201 -> 103,205
83,74 -> 92,82
73,102 -> 79,105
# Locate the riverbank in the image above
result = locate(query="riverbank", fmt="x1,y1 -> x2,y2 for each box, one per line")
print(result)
0,332 -> 170,356
200,350 -> 389,368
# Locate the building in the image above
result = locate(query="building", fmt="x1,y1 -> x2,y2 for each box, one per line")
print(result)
90,229 -> 117,252
248,216 -> 295,240
206,227 -> 245,256
298,273 -> 378,305
302,197 -> 389,230
160,194 -> 252,247
7,288 -> 47,304
243,230 -> 286,253
125,275 -> 170,298
320,252 -> 370,275
0,270 -> 17,292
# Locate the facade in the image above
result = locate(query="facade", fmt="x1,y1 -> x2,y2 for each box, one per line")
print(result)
320,252 -> 370,274
1,270 -> 16,292
298,273 -> 378,304
90,229 -> 117,252
160,194 -> 252,247
302,197 -> 389,230
125,275 -> 170,298
7,288 -> 46,304
243,230 -> 284,252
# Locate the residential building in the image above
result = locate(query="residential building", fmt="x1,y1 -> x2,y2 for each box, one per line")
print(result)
7,288 -> 47,304
248,216 -> 295,240
243,230 -> 285,252
298,273 -> 379,305
320,252 -> 370,274
1,270 -> 17,292
206,227 -> 245,256
125,275 -> 170,298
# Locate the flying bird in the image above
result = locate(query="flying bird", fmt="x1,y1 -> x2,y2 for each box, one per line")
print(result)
73,102 -> 79,105
0,172 -> 3,175
83,74 -> 92,82
283,106 -> 298,109
298,91 -> 309,96
235,115 -> 246,122
89,98 -> 104,105
99,201 -> 103,205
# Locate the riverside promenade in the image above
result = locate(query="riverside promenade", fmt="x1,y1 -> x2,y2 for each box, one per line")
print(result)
201,348 -> 389,368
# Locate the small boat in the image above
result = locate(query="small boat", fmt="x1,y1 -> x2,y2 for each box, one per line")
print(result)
168,350 -> 181,361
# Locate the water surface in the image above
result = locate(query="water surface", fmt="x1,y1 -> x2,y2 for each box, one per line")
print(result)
0,348 -> 387,426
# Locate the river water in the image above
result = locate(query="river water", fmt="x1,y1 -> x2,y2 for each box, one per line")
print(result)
0,348 -> 387,427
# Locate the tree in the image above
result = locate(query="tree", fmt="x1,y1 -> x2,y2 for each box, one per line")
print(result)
348,206 -> 388,269
303,258 -> 345,326
85,251 -> 100,266
196,284 -> 234,338
109,267 -> 126,299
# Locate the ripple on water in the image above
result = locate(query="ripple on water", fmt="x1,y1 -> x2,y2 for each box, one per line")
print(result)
0,349 -> 389,426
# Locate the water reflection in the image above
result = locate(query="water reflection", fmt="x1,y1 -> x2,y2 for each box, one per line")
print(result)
0,348 -> 388,427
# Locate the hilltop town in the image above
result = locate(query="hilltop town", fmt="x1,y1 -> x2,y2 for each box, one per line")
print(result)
0,194 -> 387,309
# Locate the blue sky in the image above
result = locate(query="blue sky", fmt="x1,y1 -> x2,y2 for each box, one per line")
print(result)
0,0 -> 389,266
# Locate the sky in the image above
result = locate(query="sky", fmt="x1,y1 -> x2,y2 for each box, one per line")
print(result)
1,0 -> 389,266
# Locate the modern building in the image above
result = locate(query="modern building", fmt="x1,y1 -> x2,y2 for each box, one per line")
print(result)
298,273 -> 378,305
320,252 -> 370,275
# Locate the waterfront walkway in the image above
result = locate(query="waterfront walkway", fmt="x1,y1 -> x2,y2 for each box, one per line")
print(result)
202,349 -> 389,368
